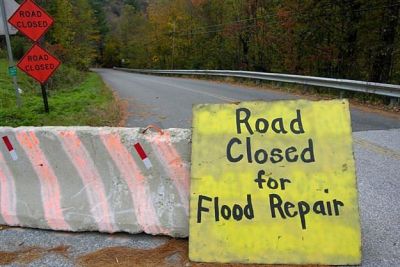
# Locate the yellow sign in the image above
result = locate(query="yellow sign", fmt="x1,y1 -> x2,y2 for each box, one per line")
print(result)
189,99 -> 361,265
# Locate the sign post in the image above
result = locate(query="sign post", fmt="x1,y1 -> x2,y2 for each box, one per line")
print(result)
8,0 -> 58,113
190,99 -> 361,265
40,84 -> 49,113
0,0 -> 21,107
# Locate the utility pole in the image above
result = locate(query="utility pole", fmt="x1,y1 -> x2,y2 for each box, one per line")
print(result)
172,22 -> 175,69
0,0 -> 21,107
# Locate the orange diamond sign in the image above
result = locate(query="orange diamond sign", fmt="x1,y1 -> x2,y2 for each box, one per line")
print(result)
8,0 -> 54,42
17,44 -> 60,84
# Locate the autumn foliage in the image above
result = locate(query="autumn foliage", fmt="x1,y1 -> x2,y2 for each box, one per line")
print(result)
27,0 -> 400,83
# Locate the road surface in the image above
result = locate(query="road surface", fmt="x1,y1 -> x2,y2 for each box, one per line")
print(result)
97,69 -> 400,131
0,69 -> 399,266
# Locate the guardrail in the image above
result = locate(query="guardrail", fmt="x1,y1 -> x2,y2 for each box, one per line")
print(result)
114,67 -> 400,99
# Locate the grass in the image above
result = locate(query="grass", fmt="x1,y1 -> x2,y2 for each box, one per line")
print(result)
0,60 -> 123,127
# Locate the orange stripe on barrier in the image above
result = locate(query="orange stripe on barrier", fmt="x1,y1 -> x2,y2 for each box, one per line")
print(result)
16,131 -> 70,230
0,152 -> 19,225
58,130 -> 116,233
100,132 -> 168,235
145,131 -> 189,215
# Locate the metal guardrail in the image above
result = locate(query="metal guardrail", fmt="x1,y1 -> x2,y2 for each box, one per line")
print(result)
114,67 -> 400,98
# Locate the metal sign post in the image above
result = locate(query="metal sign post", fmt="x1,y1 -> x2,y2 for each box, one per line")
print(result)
0,0 -> 21,107
40,83 -> 49,113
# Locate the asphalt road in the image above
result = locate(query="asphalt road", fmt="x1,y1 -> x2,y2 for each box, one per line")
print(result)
96,69 -> 400,131
0,69 -> 399,266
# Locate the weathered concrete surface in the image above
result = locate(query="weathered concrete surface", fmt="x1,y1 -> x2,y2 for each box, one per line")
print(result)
0,127 -> 191,237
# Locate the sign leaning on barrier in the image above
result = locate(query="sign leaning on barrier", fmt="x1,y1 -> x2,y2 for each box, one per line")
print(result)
189,99 -> 361,265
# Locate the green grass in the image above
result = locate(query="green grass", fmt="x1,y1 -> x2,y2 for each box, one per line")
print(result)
0,60 -> 122,127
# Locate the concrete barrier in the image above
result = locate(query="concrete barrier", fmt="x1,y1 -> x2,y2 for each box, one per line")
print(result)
0,127 -> 191,237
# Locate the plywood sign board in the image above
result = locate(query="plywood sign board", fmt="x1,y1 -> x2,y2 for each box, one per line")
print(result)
189,99 -> 361,265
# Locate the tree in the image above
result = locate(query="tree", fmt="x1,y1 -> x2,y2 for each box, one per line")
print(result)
40,0 -> 400,84
51,0 -> 75,63
70,0 -> 100,70
89,0 -> 110,65
369,0 -> 400,82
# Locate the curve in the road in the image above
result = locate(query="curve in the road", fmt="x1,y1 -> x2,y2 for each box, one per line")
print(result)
95,69 -> 400,132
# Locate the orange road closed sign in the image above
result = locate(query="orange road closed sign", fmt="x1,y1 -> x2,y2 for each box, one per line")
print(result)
17,44 -> 60,84
8,0 -> 53,42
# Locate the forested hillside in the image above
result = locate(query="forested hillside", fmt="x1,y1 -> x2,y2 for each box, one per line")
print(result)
10,0 -> 400,84
102,0 -> 400,84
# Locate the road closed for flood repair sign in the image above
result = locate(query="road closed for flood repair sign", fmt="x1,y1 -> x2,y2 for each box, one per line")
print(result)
189,99 -> 361,265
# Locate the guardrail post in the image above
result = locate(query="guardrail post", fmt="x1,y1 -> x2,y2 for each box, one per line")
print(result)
339,90 -> 344,99
389,97 -> 399,107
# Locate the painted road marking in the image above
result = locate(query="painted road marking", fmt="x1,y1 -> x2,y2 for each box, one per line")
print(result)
138,76 -> 239,103
354,137 -> 400,160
